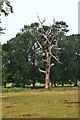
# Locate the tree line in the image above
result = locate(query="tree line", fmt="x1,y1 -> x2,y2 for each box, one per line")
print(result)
2,19 -> 80,88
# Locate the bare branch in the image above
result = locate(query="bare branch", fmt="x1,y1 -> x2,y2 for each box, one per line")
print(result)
46,21 -> 52,36
36,40 -> 47,53
53,17 -> 56,25
39,68 -> 46,73
37,14 -> 49,39
50,53 -> 61,64
36,40 -> 43,49
39,31 -> 51,46
47,27 -> 52,36
50,63 -> 54,68
54,47 -> 61,50
37,13 -> 46,26
49,33 -> 57,40
49,44 -> 58,54
42,59 -> 47,62
49,44 -> 55,50
37,14 -> 54,45
39,32 -> 48,41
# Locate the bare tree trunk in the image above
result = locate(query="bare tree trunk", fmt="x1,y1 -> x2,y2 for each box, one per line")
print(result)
74,80 -> 78,86
33,79 -> 35,88
4,81 -> 6,88
23,83 -> 25,88
45,68 -> 50,88
45,52 -> 51,88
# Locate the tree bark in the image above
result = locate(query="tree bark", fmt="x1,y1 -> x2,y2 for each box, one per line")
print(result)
23,83 -> 25,88
62,82 -> 64,87
74,80 -> 78,86
33,80 -> 35,88
4,81 -> 6,88
54,82 -> 57,87
45,52 -> 51,88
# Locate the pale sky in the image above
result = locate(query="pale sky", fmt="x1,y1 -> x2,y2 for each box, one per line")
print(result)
0,0 -> 79,44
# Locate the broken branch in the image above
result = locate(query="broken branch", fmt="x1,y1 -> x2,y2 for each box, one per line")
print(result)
39,68 -> 46,73
50,63 -> 54,68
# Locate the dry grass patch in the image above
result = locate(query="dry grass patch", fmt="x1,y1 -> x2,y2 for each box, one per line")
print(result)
2,87 -> 79,118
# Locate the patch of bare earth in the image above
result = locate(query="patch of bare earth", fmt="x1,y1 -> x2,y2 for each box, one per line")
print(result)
2,102 -> 16,108
19,113 -> 32,117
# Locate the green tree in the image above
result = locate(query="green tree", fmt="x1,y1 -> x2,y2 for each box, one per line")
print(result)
2,24 -> 40,88
0,0 -> 13,35
3,20 -> 80,89
2,42 -> 15,87
59,34 -> 80,86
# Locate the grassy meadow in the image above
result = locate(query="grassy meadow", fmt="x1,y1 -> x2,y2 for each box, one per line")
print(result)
2,87 -> 79,118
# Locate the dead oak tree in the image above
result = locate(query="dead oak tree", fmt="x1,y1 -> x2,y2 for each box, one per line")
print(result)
31,16 -> 69,88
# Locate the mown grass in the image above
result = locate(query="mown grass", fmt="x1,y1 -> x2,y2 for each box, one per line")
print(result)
2,87 -> 79,118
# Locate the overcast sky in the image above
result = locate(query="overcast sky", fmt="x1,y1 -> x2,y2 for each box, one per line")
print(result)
0,0 -> 79,44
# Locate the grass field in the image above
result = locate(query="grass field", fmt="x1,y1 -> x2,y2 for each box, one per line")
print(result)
2,87 -> 79,118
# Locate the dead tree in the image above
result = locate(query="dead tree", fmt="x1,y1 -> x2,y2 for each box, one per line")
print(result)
31,15 -> 69,88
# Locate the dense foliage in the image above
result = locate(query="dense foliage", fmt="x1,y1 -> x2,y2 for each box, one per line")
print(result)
2,22 -> 80,88
0,0 -> 13,35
